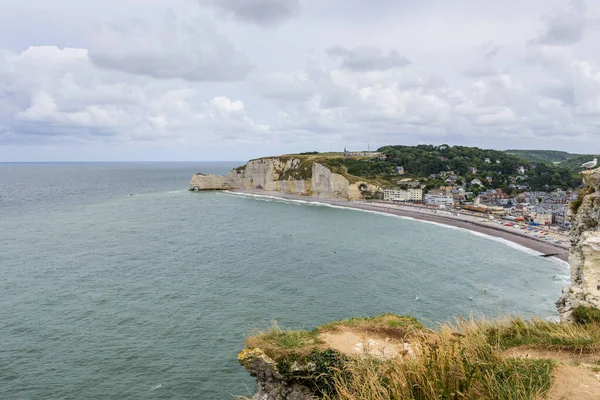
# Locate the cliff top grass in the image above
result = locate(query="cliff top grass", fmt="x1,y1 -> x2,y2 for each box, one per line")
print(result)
242,313 -> 600,399
246,314 -> 425,361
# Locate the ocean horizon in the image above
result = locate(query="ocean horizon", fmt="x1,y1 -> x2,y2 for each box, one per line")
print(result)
1,162 -> 569,399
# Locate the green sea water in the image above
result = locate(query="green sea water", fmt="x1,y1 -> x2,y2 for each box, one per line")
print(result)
0,162 -> 569,399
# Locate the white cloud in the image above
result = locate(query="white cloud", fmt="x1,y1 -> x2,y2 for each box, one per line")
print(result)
0,46 -> 267,145
2,0 -> 600,159
89,11 -> 252,81
572,60 -> 600,116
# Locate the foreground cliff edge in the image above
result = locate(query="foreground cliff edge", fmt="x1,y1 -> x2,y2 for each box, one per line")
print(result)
557,167 -> 600,322
189,155 -> 381,200
230,168 -> 600,399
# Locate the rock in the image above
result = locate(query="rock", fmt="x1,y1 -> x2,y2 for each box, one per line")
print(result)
189,157 -> 381,200
557,167 -> 600,322
238,348 -> 316,400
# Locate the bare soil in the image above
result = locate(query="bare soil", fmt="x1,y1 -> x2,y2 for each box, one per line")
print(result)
319,327 -> 411,360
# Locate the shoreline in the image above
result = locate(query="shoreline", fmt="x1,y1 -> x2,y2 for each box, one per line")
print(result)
230,189 -> 570,262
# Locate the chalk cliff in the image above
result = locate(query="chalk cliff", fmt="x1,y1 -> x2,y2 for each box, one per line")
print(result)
238,349 -> 314,400
189,157 -> 380,200
557,167 -> 600,322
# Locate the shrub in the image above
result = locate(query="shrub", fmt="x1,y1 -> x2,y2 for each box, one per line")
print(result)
573,305 -> 600,324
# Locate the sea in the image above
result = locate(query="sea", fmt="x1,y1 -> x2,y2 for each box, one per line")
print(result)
0,162 -> 570,399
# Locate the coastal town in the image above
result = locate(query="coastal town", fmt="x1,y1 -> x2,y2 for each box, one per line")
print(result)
378,168 -> 576,247
340,146 -> 578,236
382,184 -> 574,230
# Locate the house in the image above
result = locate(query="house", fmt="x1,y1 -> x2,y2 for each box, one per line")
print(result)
395,166 -> 405,175
409,188 -> 423,201
554,210 -> 571,227
425,194 -> 454,207
534,210 -> 553,226
496,160 -> 501,164
471,178 -> 484,186
383,188 -> 422,202
517,166 -> 525,175
452,193 -> 466,203
440,156 -> 448,162
468,167 -> 477,174
486,176 -> 493,184
484,158 -> 491,164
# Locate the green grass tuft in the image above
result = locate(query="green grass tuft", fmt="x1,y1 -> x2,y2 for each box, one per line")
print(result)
573,305 -> 600,325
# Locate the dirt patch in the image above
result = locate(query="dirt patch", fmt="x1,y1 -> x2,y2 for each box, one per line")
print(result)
547,365 -> 600,400
319,327 -> 413,359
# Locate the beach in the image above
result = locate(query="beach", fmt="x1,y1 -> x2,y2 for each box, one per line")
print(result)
233,189 -> 570,262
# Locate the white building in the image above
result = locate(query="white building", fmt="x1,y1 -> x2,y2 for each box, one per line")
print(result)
383,188 -> 423,202
424,194 -> 454,207
409,188 -> 423,201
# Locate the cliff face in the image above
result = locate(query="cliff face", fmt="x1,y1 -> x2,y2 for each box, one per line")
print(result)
238,349 -> 314,400
557,167 -> 600,322
189,157 -> 380,200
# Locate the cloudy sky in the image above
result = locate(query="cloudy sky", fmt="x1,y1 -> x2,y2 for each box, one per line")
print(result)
1,0 -> 600,161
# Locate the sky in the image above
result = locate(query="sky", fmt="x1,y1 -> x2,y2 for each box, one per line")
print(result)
1,0 -> 600,161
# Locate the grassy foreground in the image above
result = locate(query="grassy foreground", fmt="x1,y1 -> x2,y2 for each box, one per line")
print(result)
242,312 -> 600,400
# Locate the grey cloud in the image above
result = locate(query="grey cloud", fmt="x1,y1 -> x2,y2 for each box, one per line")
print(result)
481,42 -> 502,60
536,82 -> 575,105
531,0 -> 591,46
463,63 -> 499,78
89,12 -> 252,81
327,46 -> 410,71
463,42 -> 503,78
197,0 -> 300,26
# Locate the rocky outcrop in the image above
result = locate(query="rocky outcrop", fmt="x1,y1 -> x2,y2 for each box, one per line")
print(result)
556,167 -> 600,322
238,349 -> 315,400
189,157 -> 380,200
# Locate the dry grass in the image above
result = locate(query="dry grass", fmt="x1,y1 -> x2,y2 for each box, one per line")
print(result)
482,316 -> 600,352
242,315 -> 600,399
325,319 -> 559,400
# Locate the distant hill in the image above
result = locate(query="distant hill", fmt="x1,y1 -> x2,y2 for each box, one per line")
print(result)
505,150 -> 596,170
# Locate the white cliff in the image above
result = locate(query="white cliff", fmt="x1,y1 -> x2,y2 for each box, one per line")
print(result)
189,157 -> 381,201
556,167 -> 600,322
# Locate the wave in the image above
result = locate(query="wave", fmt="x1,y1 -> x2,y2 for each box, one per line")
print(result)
224,191 -> 570,268
128,189 -> 188,197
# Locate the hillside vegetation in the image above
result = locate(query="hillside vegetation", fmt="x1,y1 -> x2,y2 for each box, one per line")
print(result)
379,145 -> 582,191
505,150 -> 597,171
268,145 -> 585,192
